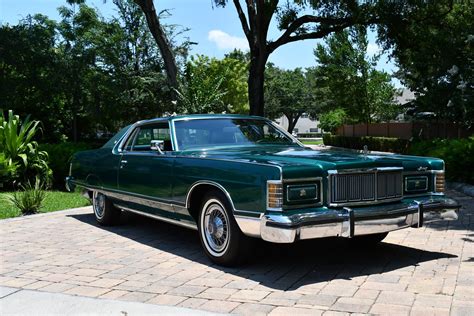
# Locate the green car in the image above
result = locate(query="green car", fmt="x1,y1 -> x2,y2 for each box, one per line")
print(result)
66,115 -> 460,265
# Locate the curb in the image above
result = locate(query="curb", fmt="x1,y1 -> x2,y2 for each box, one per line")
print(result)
0,206 -> 92,223
447,182 -> 474,197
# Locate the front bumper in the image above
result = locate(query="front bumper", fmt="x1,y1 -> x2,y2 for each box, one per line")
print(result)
259,196 -> 460,243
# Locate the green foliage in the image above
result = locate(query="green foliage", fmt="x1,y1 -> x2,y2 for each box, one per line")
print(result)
313,28 -> 398,124
0,110 -> 52,188
176,54 -> 249,114
4,178 -> 46,215
409,138 -> 474,184
319,109 -> 347,134
0,153 -> 19,187
265,65 -> 320,132
379,2 -> 473,128
0,1 -> 189,142
0,189 -> 90,219
323,134 -> 410,154
39,142 -> 99,189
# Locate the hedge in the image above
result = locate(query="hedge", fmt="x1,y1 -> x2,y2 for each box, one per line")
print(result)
322,134 -> 410,154
39,142 -> 101,189
408,137 -> 474,184
323,134 -> 474,184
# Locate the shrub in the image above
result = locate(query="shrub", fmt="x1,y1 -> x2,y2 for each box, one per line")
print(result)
0,110 -> 52,189
0,153 -> 19,188
4,178 -> 46,215
39,142 -> 98,189
323,134 -> 410,153
319,109 -> 347,134
408,137 -> 474,184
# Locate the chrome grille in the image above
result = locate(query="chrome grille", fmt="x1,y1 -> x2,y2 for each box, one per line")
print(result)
330,169 -> 403,205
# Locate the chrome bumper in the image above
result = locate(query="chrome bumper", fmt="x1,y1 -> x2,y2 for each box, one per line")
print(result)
258,197 -> 460,243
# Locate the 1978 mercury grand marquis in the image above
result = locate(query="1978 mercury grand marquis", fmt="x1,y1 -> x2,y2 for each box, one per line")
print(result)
66,115 -> 460,265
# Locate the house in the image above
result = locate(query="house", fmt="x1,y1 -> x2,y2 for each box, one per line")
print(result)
276,114 -> 321,134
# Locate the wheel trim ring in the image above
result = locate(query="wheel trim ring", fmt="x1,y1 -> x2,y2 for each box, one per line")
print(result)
200,199 -> 231,257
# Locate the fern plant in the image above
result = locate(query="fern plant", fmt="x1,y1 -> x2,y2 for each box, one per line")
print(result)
5,178 -> 46,215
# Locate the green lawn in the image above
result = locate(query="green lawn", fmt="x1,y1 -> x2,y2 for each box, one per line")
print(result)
300,139 -> 324,145
0,190 -> 91,219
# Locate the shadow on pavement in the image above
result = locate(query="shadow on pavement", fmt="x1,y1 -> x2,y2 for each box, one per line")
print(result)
69,211 -> 457,291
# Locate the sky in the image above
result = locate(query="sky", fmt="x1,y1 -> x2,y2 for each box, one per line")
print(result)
0,0 -> 401,86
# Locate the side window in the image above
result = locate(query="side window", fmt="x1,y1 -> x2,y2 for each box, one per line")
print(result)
123,123 -> 173,152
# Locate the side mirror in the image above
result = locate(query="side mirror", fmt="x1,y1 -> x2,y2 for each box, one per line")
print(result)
150,140 -> 165,154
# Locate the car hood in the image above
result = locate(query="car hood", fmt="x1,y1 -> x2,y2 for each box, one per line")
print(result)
178,145 -> 443,177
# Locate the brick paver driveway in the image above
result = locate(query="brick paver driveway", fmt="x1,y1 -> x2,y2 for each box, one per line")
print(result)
1,190 -> 473,315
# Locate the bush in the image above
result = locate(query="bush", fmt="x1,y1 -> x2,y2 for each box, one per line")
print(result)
408,137 -> 474,184
0,110 -> 52,189
323,134 -> 410,153
39,142 -> 99,189
4,178 -> 46,215
319,109 -> 347,134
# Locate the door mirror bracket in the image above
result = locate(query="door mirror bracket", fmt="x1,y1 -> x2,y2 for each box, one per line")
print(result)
151,140 -> 165,154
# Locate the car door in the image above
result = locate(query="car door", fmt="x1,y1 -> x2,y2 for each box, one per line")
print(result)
117,122 -> 176,217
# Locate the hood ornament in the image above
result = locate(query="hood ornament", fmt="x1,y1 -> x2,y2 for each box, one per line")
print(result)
363,145 -> 368,159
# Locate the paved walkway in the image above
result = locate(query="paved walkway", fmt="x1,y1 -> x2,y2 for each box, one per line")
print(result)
0,190 -> 472,315
0,286 -> 219,315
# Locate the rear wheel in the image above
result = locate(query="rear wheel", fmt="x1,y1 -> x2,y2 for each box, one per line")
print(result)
198,191 -> 252,266
351,232 -> 388,246
92,191 -> 121,225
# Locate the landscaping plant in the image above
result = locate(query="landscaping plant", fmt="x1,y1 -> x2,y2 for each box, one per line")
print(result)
4,178 -> 46,215
0,110 -> 52,189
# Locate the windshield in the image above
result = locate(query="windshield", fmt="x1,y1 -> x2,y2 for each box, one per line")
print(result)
174,118 -> 296,150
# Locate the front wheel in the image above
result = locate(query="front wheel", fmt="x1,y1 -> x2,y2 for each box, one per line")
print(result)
92,191 -> 121,225
198,191 -> 252,266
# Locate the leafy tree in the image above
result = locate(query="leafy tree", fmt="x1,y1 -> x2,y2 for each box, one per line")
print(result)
312,28 -> 397,124
319,108 -> 347,133
380,1 -> 474,128
175,58 -> 227,114
214,0 -> 433,116
132,0 -> 179,93
0,15 -> 66,142
182,55 -> 249,114
264,64 -> 320,133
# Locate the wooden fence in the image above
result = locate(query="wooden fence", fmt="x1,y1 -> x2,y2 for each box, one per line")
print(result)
336,122 -> 471,140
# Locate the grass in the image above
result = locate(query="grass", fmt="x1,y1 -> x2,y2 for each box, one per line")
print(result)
300,139 -> 324,145
0,190 -> 91,219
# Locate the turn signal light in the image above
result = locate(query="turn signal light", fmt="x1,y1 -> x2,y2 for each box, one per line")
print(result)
267,180 -> 283,210
435,171 -> 445,193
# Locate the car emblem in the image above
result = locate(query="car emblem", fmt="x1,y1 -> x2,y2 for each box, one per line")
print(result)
417,166 -> 428,171
299,189 -> 306,197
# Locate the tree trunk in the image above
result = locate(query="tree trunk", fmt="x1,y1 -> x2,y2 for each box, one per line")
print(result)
134,0 -> 178,92
248,50 -> 268,116
286,113 -> 302,133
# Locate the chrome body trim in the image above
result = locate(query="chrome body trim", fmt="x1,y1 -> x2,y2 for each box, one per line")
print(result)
118,205 -> 197,230
185,180 -> 237,210
327,167 -> 404,207
260,196 -> 460,243
234,215 -> 262,238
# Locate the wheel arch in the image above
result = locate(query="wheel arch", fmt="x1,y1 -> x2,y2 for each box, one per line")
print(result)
186,181 -> 236,222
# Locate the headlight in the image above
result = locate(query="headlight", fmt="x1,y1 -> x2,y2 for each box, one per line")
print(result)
434,171 -> 445,193
404,176 -> 429,193
267,180 -> 283,210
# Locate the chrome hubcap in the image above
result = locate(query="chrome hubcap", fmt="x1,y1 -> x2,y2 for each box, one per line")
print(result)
204,203 -> 229,253
93,192 -> 105,218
